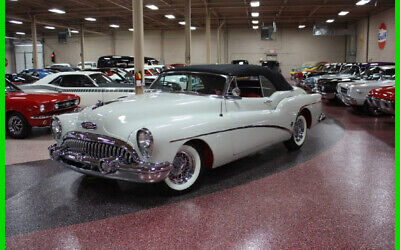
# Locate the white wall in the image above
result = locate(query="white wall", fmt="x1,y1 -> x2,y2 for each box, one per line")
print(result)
39,27 -> 345,77
227,28 -> 346,76
357,7 -> 395,62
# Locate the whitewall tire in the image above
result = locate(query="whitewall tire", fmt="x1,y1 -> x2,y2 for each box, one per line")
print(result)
164,144 -> 203,192
284,114 -> 307,150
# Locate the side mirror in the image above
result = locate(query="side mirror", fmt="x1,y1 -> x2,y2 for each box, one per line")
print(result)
232,87 -> 241,97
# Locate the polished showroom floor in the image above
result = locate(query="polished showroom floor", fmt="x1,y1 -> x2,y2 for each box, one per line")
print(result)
5,101 -> 394,250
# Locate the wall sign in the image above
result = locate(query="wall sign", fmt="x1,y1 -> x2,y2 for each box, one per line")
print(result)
378,23 -> 387,50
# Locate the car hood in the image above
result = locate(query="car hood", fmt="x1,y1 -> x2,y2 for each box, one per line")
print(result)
369,86 -> 395,100
349,80 -> 395,91
74,92 -> 222,141
7,91 -> 78,103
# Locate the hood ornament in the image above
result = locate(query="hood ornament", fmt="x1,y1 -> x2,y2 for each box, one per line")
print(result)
81,122 -> 97,130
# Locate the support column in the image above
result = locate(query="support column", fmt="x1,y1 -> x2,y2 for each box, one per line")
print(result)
133,0 -> 144,94
31,15 -> 38,69
160,30 -> 165,64
217,20 -> 225,64
80,23 -> 85,70
185,0 -> 191,65
111,31 -> 116,55
205,8 -> 211,64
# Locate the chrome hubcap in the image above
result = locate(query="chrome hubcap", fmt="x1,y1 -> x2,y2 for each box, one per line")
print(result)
169,150 -> 195,185
294,118 -> 305,143
8,116 -> 23,135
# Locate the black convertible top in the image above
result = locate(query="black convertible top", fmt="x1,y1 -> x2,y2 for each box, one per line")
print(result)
164,64 -> 293,91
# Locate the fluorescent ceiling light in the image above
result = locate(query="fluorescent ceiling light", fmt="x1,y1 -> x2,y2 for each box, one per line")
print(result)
326,19 -> 335,23
338,11 -> 349,16
70,30 -> 79,34
48,8 -> 66,14
44,26 -> 55,30
252,20 -> 259,24
145,4 -> 159,10
9,20 -> 23,24
298,25 -> 306,29
356,0 -> 371,5
250,1 -> 260,7
165,14 -> 175,19
251,12 -> 259,17
109,24 -> 120,28
252,25 -> 259,29
179,21 -> 186,25
191,26 -> 196,30
85,17 -> 96,22
9,0 -> 19,2
16,32 -> 25,35
129,28 -> 134,31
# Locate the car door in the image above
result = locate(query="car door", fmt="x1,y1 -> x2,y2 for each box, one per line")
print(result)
224,76 -> 290,156
54,75 -> 102,107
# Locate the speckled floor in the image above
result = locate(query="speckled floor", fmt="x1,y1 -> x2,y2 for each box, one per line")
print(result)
5,101 -> 395,250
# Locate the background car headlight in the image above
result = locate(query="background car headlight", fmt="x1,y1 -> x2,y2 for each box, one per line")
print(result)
74,99 -> 80,106
54,103 -> 59,110
51,117 -> 62,140
40,104 -> 45,112
137,128 -> 153,158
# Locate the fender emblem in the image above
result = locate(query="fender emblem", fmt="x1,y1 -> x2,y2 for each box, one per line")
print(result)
81,122 -> 97,130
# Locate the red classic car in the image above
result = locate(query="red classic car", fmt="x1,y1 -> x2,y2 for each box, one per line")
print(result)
367,86 -> 395,115
5,79 -> 80,138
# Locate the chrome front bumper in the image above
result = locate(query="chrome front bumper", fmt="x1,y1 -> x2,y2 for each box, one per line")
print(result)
367,96 -> 395,115
49,132 -> 173,183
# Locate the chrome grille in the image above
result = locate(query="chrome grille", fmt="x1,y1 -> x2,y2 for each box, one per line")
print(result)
55,99 -> 78,110
63,138 -> 135,163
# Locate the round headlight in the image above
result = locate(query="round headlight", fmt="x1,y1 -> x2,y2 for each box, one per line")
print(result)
74,99 -> 80,106
40,104 -> 45,112
54,103 -> 59,110
137,128 -> 153,159
51,117 -> 62,140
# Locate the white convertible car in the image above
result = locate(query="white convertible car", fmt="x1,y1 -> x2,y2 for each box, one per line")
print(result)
19,71 -> 135,107
49,65 -> 325,192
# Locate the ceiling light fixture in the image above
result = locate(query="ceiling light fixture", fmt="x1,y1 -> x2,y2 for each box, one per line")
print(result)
9,20 -> 23,24
145,4 -> 159,10
165,14 -> 175,19
252,20 -> 259,24
70,30 -> 79,34
338,11 -> 349,16
191,26 -> 196,30
253,25 -> 259,29
109,24 -> 120,28
48,8 -> 66,14
326,19 -> 335,23
251,12 -> 259,17
179,21 -> 186,25
16,32 -> 25,35
44,26 -> 55,30
250,1 -> 260,7
85,17 -> 96,22
129,28 -> 134,31
298,25 -> 306,29
356,0 -> 371,5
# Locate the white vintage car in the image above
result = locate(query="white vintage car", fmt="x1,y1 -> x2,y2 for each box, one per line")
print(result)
19,71 -> 135,107
337,66 -> 395,113
49,65 -> 325,192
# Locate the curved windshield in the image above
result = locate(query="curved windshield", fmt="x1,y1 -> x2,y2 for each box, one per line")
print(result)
150,73 -> 227,95
341,66 -> 360,75
89,73 -> 114,85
